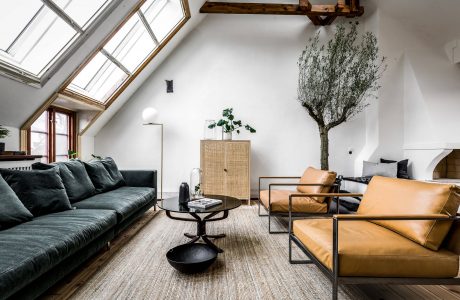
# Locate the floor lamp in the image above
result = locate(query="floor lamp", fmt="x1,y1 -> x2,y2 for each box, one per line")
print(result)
142,107 -> 163,201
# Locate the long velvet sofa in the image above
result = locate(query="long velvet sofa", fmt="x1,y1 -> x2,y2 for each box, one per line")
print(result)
0,160 -> 157,300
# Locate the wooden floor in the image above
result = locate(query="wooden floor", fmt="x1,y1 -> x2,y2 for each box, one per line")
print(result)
42,202 -> 460,300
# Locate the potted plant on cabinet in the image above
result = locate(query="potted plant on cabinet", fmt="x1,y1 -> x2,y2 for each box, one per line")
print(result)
208,108 -> 256,140
0,126 -> 10,154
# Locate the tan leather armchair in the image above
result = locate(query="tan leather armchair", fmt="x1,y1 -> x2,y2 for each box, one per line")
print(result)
289,176 -> 460,300
258,166 -> 338,233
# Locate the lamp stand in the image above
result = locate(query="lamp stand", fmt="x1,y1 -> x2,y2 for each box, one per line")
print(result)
143,123 -> 163,201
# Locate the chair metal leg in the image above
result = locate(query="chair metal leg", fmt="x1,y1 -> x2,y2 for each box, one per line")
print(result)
289,234 -> 313,264
268,212 -> 288,234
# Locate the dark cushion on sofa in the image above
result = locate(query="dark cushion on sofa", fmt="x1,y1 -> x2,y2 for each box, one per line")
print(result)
32,160 -> 96,203
0,174 -> 33,230
0,168 -> 72,217
83,158 -> 125,193
0,209 -> 117,299
380,158 -> 410,179
72,187 -> 155,222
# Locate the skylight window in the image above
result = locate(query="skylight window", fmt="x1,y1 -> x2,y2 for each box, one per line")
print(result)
0,0 -> 114,85
65,0 -> 187,105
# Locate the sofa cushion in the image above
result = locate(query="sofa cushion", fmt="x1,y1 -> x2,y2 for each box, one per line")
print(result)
0,168 -> 72,217
362,161 -> 398,178
358,176 -> 460,251
259,189 -> 327,213
0,174 -> 33,230
297,167 -> 337,203
293,218 -> 459,278
72,187 -> 155,223
83,158 -> 125,194
0,209 -> 117,298
33,160 -> 96,203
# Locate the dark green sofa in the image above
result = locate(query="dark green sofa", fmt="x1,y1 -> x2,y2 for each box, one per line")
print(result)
0,170 -> 157,300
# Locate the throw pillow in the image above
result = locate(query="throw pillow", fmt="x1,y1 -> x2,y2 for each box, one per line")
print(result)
380,158 -> 410,179
32,160 -> 96,203
0,174 -> 33,230
0,168 -> 72,217
362,161 -> 398,178
101,157 -> 125,188
83,158 -> 125,193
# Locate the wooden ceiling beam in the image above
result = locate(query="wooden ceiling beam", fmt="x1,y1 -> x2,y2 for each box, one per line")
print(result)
200,2 -> 364,18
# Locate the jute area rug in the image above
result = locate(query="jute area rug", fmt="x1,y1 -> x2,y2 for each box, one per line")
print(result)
69,205 -> 368,300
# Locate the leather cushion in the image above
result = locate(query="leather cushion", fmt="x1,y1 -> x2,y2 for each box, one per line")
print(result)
358,176 -> 460,251
83,158 -> 125,194
0,209 -> 117,298
0,168 -> 72,217
259,189 -> 327,213
293,218 -> 459,277
0,174 -> 33,230
33,160 -> 96,203
297,167 -> 337,203
72,187 -> 155,222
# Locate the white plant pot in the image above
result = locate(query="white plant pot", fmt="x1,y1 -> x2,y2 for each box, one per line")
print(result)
223,132 -> 232,140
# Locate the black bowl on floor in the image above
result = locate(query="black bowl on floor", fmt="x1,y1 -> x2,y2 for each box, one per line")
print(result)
166,243 -> 218,274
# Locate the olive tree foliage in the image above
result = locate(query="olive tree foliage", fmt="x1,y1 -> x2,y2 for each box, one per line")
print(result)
298,22 -> 386,170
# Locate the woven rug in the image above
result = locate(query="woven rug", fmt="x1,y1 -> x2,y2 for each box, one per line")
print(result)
69,205 -> 368,300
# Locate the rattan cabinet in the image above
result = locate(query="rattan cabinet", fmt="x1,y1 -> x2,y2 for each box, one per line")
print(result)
200,140 -> 250,204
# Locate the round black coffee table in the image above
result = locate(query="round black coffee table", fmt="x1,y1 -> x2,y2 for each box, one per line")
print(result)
158,195 -> 241,253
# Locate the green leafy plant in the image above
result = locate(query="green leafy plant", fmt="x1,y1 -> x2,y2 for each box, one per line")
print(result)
298,22 -> 386,170
208,108 -> 256,134
0,126 -> 10,139
68,150 -> 78,159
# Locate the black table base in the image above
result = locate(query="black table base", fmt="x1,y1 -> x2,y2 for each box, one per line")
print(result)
166,210 -> 229,253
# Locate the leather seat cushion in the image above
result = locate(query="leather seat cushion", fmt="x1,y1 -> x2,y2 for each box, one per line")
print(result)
358,176 -> 460,251
293,218 -> 459,278
260,189 -> 328,213
297,167 -> 337,203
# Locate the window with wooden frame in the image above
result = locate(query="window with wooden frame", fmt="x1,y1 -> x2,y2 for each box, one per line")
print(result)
0,0 -> 119,87
20,0 -> 190,156
62,0 -> 188,106
29,107 -> 76,163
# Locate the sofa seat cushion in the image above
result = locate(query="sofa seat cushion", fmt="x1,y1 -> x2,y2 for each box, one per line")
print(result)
260,189 -> 328,213
0,209 -> 117,298
358,176 -> 460,251
293,218 -> 459,278
72,187 -> 155,223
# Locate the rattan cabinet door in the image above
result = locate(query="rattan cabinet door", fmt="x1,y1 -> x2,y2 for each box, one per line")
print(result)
224,141 -> 250,199
201,140 -> 225,195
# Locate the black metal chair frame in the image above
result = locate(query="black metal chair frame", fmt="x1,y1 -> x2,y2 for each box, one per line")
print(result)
258,176 -> 340,234
287,193 -> 460,300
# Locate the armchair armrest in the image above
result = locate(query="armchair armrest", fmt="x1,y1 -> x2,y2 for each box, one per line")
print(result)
120,170 -> 157,189
333,213 -> 456,221
290,193 -> 363,198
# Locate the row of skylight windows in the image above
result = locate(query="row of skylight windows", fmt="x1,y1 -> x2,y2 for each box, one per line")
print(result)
0,0 -> 113,78
66,0 -> 185,104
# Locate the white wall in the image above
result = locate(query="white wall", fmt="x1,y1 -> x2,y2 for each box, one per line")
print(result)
94,15 -> 367,194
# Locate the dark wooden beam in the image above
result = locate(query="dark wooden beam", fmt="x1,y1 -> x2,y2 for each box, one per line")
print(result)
200,2 -> 364,18
299,0 -> 312,12
320,15 -> 337,25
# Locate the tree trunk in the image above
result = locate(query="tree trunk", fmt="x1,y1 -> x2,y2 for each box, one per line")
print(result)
319,126 -> 329,170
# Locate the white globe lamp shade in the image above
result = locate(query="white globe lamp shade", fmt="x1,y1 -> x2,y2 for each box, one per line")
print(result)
142,107 -> 158,124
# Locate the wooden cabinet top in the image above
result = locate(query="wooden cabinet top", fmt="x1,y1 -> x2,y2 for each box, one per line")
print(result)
201,140 -> 250,143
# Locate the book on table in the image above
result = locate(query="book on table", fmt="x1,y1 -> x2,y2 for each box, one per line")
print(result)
187,198 -> 223,209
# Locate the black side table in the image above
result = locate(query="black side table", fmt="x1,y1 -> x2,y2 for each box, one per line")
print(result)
158,195 -> 241,253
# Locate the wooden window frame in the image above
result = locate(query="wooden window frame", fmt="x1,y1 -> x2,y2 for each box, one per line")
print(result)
28,106 -> 77,163
20,0 -> 190,154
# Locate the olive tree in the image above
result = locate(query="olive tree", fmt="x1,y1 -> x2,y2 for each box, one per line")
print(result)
298,23 -> 386,170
